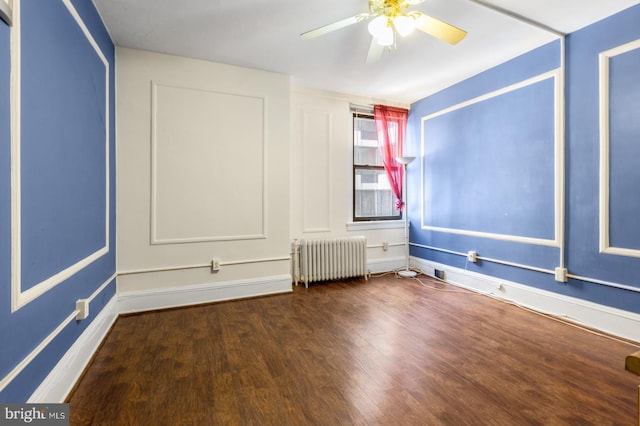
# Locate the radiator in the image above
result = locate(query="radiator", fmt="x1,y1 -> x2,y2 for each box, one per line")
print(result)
294,236 -> 368,288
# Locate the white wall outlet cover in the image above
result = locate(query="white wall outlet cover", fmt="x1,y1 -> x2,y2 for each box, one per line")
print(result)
554,267 -> 568,283
211,258 -> 221,272
76,299 -> 89,320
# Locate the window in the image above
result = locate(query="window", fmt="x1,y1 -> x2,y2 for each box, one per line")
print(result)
353,113 -> 401,221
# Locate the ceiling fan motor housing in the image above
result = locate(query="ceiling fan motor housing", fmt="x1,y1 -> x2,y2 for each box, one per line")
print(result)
369,0 -> 410,18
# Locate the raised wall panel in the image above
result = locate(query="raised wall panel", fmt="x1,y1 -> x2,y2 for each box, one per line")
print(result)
1,0 -> 117,401
301,110 -> 331,233
116,47 -> 290,290
420,71 -> 561,247
151,82 -> 265,244
599,39 -> 640,258
11,0 -> 110,311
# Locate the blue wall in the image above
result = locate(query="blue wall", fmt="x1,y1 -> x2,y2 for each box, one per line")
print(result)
0,0 -> 115,401
408,4 -> 640,313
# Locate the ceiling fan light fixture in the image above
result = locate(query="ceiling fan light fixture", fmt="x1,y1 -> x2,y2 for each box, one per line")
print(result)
394,14 -> 415,37
376,28 -> 394,46
301,0 -> 467,60
367,15 -> 389,38
368,15 -> 394,46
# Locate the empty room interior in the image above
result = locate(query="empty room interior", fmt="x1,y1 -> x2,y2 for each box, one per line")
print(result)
2,0 -> 640,423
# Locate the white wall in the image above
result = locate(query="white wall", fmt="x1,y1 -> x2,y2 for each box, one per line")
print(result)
290,87 -> 409,273
115,48 -> 413,310
116,47 -> 291,310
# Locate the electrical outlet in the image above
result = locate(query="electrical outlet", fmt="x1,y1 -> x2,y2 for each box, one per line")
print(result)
467,251 -> 477,263
382,242 -> 389,251
211,258 -> 221,272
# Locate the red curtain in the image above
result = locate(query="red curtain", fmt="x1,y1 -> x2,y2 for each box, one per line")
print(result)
374,104 -> 409,211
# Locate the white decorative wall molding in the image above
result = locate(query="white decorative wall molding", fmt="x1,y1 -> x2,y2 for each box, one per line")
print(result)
118,255 -> 291,276
301,109 -> 332,233
150,81 -> 268,244
10,0 -> 110,312
0,0 -> 12,25
28,295 -> 118,403
411,257 -> 640,343
118,274 -> 292,314
1,274 -> 116,395
598,38 -> 640,258
419,70 -> 564,249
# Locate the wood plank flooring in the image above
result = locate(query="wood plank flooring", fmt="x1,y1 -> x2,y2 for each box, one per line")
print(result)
67,275 -> 640,425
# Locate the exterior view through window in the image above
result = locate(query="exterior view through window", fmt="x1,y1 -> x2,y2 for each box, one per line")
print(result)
353,113 -> 401,221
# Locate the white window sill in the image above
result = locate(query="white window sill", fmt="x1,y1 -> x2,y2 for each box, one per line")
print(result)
346,220 -> 406,231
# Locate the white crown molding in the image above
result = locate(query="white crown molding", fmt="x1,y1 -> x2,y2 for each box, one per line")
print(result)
598,38 -> 640,258
10,0 -> 110,312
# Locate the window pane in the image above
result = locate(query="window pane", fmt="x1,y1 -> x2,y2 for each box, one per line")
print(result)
352,113 -> 401,221
354,116 -> 382,166
354,168 -> 400,218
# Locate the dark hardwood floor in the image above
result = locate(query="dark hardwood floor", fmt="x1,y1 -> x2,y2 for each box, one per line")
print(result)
67,275 -> 640,425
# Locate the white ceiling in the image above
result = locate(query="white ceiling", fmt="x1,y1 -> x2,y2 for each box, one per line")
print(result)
93,0 -> 639,104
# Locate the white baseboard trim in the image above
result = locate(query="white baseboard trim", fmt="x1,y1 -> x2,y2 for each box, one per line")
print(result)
411,257 -> 640,343
28,295 -> 119,403
118,274 -> 293,314
368,256 -> 405,274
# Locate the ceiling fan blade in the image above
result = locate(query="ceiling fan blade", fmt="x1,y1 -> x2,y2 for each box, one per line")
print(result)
301,13 -> 370,40
366,38 -> 385,64
412,12 -> 467,45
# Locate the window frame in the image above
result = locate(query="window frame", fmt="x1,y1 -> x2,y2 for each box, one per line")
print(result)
352,112 -> 402,222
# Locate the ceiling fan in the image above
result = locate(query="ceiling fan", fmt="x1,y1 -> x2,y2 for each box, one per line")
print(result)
301,0 -> 467,63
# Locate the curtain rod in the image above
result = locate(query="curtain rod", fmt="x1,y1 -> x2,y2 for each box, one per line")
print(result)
350,103 -> 374,112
